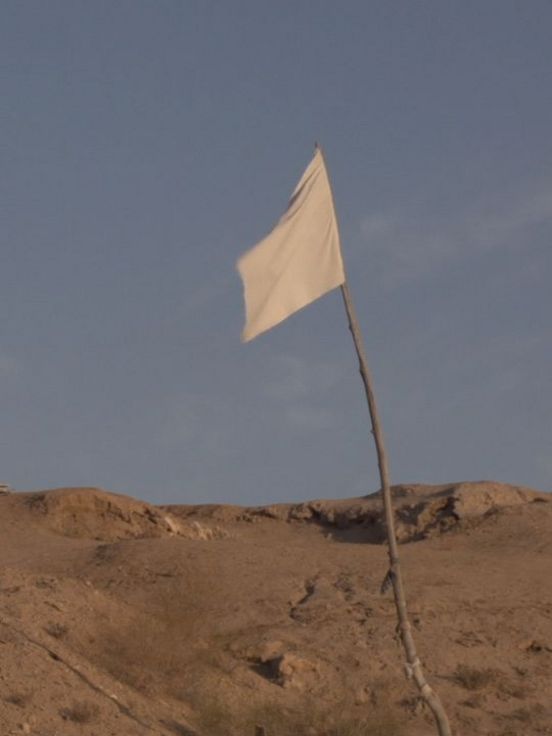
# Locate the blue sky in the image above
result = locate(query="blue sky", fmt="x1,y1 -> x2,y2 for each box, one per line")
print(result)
2,1 -> 551,504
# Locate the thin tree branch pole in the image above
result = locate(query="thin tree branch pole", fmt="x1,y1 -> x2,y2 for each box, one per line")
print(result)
339,281 -> 452,736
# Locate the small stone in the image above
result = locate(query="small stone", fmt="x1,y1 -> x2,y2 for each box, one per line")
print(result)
354,686 -> 370,704
273,652 -> 320,690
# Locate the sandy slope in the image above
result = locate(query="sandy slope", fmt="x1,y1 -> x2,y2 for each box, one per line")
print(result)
0,482 -> 551,736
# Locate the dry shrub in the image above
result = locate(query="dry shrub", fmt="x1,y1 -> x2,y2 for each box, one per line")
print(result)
497,678 -> 529,700
452,664 -> 498,691
45,621 -> 68,639
4,691 -> 33,707
60,701 -> 100,723
274,706 -> 403,736
90,573 -> 216,696
511,707 -> 532,723
161,718 -> 197,736
196,697 -> 236,735
92,607 -> 185,694
193,697 -> 404,736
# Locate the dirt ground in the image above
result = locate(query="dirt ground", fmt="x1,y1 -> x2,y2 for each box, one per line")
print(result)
0,481 -> 551,736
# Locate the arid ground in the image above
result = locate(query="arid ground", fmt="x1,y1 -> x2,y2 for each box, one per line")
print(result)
1,481 -> 551,736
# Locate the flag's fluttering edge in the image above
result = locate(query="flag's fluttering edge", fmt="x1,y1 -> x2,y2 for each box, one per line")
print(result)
237,148 -> 345,342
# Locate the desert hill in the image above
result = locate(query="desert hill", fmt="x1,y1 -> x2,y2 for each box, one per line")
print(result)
0,481 -> 551,736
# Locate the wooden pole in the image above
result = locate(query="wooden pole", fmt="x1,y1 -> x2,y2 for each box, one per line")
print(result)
339,280 -> 452,736
315,142 -> 450,734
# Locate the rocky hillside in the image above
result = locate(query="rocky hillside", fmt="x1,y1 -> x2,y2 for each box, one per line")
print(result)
1,481 -> 551,736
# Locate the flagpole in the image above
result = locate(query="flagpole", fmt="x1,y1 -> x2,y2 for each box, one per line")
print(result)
317,145 -> 451,736
339,282 -> 451,736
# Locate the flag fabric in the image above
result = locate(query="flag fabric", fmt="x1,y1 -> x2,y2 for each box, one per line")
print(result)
237,148 -> 345,342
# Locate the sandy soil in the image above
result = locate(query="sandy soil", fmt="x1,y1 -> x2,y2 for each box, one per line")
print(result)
0,481 -> 551,736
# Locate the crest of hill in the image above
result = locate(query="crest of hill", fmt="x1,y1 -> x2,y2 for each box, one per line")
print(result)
166,480 -> 550,543
3,487 -> 226,542
3,480 -> 548,544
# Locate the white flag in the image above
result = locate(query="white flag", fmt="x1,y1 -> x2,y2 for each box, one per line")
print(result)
237,148 -> 345,342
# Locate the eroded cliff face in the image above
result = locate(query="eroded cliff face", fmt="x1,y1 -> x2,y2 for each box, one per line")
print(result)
1,482 -> 551,736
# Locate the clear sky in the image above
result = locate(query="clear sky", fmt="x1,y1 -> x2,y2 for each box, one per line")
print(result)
2,1 -> 551,505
